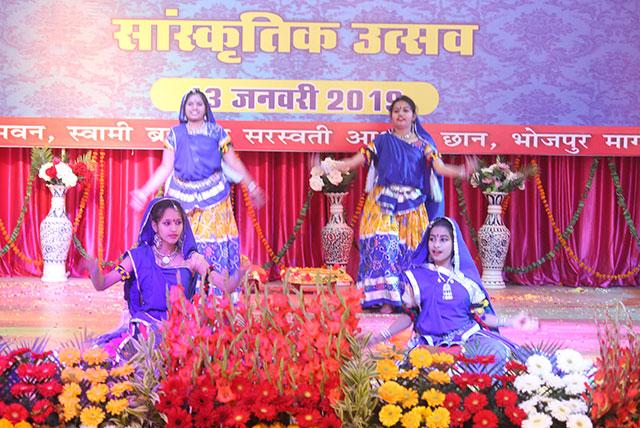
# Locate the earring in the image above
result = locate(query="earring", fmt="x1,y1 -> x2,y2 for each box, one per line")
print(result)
153,233 -> 161,248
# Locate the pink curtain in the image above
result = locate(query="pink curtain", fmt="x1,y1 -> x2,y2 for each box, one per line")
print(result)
1,148 -> 638,286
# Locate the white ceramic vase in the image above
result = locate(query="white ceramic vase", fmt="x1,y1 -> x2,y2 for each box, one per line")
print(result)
320,192 -> 353,267
477,192 -> 510,289
40,184 -> 72,282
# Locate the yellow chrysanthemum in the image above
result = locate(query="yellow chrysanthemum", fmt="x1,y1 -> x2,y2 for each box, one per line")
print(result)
80,406 -> 106,427
0,419 -> 12,428
110,363 -> 134,377
378,381 -> 406,404
86,383 -> 109,403
408,347 -> 433,369
432,352 -> 455,366
376,359 -> 399,381
62,382 -> 82,397
106,398 -> 129,415
61,367 -> 85,383
400,408 -> 423,428
59,394 -> 80,408
58,347 -> 81,366
15,423 -> 32,428
401,388 -> 419,408
399,368 -> 419,379
421,388 -> 445,407
426,407 -> 450,428
427,369 -> 451,384
83,348 -> 109,366
85,367 -> 109,384
110,381 -> 134,397
422,406 -> 433,420
379,404 -> 403,427
62,401 -> 79,421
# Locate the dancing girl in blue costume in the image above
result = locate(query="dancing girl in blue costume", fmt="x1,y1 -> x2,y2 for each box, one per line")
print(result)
339,95 -> 475,313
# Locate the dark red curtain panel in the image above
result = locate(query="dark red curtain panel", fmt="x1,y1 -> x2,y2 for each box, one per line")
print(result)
1,148 -> 638,287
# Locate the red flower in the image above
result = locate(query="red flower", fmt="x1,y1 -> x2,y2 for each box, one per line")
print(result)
505,360 -> 527,372
16,363 -> 36,379
472,409 -> 498,428
450,409 -> 471,427
475,354 -> 496,365
3,403 -> 29,423
444,392 -> 462,410
463,391 -> 488,412
192,404 -> 217,428
453,372 -> 474,389
472,373 -> 492,390
37,380 -> 63,397
0,356 -> 13,375
157,376 -> 189,412
31,399 -> 55,423
45,165 -> 57,179
165,407 -> 193,428
252,404 -> 277,421
224,407 -> 250,428
216,380 -> 237,404
494,388 -> 518,408
10,382 -> 36,397
493,374 -> 516,384
505,406 -> 526,425
294,407 -> 323,428
34,362 -> 58,380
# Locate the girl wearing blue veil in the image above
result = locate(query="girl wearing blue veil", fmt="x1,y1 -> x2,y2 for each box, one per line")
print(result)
87,197 -> 209,351
339,95 -> 471,313
131,89 -> 264,295
369,217 -> 537,368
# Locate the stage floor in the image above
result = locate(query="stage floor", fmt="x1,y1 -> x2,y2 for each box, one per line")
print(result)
1,277 -> 639,359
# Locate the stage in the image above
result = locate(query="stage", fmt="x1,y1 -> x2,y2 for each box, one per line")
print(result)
1,277 -> 639,359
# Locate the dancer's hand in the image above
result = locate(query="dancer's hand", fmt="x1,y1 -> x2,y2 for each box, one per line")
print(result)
464,155 -> 479,177
511,311 -> 539,331
249,185 -> 265,209
130,189 -> 148,212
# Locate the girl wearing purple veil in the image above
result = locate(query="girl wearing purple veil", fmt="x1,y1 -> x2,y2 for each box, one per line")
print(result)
338,95 -> 473,313
131,89 -> 264,296
369,217 -> 537,368
87,197 -> 210,353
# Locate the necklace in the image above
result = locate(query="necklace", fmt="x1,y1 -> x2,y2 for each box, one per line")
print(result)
153,245 -> 178,266
394,131 -> 414,142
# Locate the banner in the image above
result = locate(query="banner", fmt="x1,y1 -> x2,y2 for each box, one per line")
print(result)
2,117 -> 638,156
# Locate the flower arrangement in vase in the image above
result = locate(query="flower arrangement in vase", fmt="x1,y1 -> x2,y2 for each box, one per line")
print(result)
468,155 -> 536,194
309,157 -> 356,193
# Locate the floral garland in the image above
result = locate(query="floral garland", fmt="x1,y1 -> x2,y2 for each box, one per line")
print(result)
0,172 -> 44,267
504,158 -> 598,274
71,151 -> 97,232
536,159 -> 639,280
607,157 -> 640,248
97,151 -> 106,266
348,192 -> 366,230
262,189 -> 314,270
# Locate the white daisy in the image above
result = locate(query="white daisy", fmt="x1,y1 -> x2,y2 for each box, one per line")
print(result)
566,413 -> 593,428
566,398 -> 588,414
526,354 -> 553,376
563,373 -> 589,395
522,412 -> 553,428
519,397 -> 541,415
542,373 -> 564,389
547,399 -> 572,421
556,349 -> 587,373
515,373 -> 543,393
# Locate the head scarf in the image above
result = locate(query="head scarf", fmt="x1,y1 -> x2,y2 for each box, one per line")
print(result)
137,197 -> 197,259
178,88 -> 216,124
